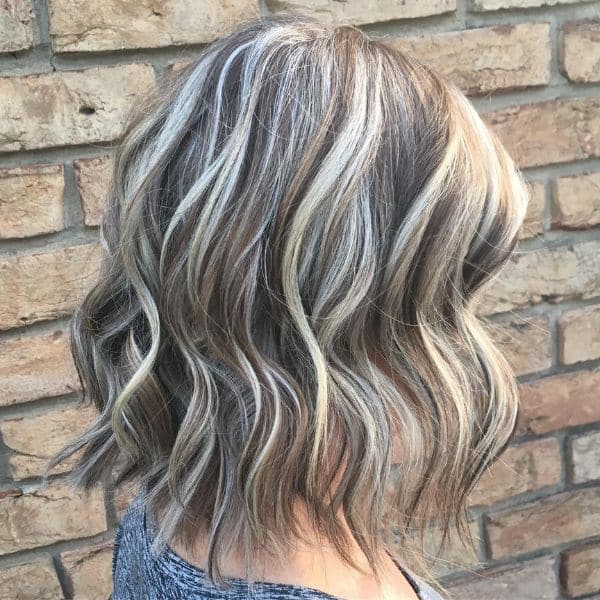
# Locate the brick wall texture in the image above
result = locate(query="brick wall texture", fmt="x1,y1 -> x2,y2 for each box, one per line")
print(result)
0,1 -> 599,598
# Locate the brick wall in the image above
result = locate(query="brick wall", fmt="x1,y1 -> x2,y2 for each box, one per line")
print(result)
0,1 -> 599,598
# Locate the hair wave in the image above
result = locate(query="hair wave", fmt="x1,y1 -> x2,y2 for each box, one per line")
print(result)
52,13 -> 529,589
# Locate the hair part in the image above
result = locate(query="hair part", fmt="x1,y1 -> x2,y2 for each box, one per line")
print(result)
51,13 -> 529,590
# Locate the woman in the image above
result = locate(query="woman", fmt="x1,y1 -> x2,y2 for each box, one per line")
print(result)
52,13 -> 529,600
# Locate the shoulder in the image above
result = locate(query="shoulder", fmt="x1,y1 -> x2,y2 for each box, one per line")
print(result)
412,575 -> 447,600
112,494 -> 149,579
114,493 -> 147,549
388,556 -> 446,600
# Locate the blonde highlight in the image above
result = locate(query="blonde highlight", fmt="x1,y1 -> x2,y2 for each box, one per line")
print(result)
51,13 -> 529,592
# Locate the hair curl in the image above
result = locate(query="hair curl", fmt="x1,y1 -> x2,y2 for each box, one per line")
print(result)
51,13 -> 529,590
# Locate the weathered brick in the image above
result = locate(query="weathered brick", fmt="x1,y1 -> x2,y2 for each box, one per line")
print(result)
562,541 -> 600,597
562,21 -> 600,83
481,241 -> 600,315
0,557 -> 63,600
394,23 -> 550,95
517,370 -> 600,436
0,482 -> 106,555
425,520 -> 481,577
113,480 -> 139,519
73,155 -> 112,226
0,329 -> 80,407
473,0 -> 591,9
486,487 -> 600,559
487,316 -> 552,376
61,541 -> 113,599
0,242 -> 102,330
520,181 -> 545,240
447,555 -> 557,600
571,430 -> 600,484
266,0 -> 456,24
0,404 -> 96,479
0,64 -> 155,152
48,0 -> 259,52
0,164 -> 64,239
553,171 -> 600,229
0,0 -> 34,53
485,97 -> 600,169
170,59 -> 193,73
559,305 -> 600,365
469,438 -> 561,507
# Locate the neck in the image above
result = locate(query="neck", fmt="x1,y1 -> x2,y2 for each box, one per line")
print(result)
166,497 -> 420,600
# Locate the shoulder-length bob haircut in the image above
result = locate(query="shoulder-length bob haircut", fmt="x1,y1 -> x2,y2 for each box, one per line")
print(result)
53,13 -> 528,589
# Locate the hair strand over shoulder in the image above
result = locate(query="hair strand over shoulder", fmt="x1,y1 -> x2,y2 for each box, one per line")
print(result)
50,13 -> 529,591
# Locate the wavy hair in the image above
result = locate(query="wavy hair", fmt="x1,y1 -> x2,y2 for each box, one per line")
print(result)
52,13 -> 529,590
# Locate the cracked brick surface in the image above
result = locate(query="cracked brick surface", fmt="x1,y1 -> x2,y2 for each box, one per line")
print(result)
485,96 -> 600,168
0,242 -> 103,330
392,23 -> 551,95
48,0 -> 260,52
0,482 -> 106,555
480,240 -> 600,315
0,64 -> 155,152
265,0 -> 456,24
0,0 -> 34,53
0,164 -> 65,239
0,404 -> 96,479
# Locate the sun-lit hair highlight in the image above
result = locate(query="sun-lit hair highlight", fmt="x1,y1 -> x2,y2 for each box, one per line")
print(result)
51,13 -> 529,591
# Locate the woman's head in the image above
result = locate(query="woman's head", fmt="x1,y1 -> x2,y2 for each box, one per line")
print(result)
54,13 -> 528,586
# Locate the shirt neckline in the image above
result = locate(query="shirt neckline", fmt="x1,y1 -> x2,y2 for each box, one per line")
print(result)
142,499 -> 423,599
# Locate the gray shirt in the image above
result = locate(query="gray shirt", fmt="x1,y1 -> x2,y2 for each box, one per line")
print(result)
112,495 -> 445,600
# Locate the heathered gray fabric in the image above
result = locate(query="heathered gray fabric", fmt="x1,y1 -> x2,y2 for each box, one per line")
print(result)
112,495 -> 445,600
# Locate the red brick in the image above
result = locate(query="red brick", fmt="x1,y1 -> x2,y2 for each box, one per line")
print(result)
487,316 -> 552,377
485,97 -> 600,169
0,65 -> 155,152
517,370 -> 600,436
559,304 -> 600,365
0,165 -> 64,239
553,171 -> 600,229
486,487 -> 600,559
0,481 -> 106,555
73,155 -> 112,226
0,329 -> 80,407
61,541 -> 113,599
0,404 -> 96,479
0,558 -> 62,600
469,438 -> 561,507
447,555 -> 557,600
562,541 -> 600,597
0,242 -> 102,330
394,23 -> 550,96
562,21 -> 600,83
